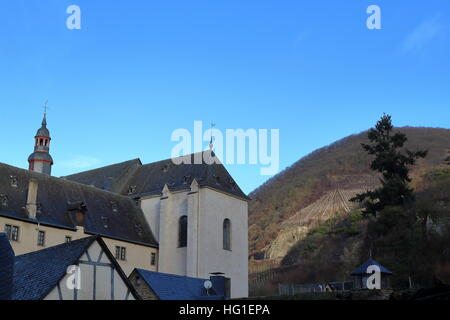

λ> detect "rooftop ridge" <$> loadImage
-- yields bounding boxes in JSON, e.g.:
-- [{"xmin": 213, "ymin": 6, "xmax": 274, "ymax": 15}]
[
  {"xmin": 136, "ymin": 268, "xmax": 209, "ymax": 281},
  {"xmin": 63, "ymin": 158, "xmax": 142, "ymax": 178},
  {"xmin": 0, "ymin": 162, "xmax": 158, "ymax": 248},
  {"xmin": 0, "ymin": 162, "xmax": 141, "ymax": 201}
]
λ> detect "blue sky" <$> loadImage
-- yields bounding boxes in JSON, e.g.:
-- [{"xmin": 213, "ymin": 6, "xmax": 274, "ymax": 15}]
[{"xmin": 1, "ymin": 0, "xmax": 449, "ymax": 194}]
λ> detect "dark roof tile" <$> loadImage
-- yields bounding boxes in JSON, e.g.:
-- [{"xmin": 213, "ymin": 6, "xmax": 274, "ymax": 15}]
[
  {"xmin": 134, "ymin": 268, "xmax": 225, "ymax": 300},
  {"xmin": 12, "ymin": 237, "xmax": 95, "ymax": 300},
  {"xmin": 64, "ymin": 152, "xmax": 249, "ymax": 201},
  {"xmin": 0, "ymin": 233, "xmax": 14, "ymax": 300},
  {"xmin": 0, "ymin": 162, "xmax": 157, "ymax": 248}
]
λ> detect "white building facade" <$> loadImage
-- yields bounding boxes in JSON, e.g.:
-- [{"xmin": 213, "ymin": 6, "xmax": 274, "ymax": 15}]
[{"xmin": 141, "ymin": 179, "xmax": 249, "ymax": 298}]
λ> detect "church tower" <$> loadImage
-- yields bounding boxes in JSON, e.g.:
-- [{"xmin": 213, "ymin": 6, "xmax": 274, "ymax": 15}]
[{"xmin": 28, "ymin": 112, "xmax": 53, "ymax": 175}]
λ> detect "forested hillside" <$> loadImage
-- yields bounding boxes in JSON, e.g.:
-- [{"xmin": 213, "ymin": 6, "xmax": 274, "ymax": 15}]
[{"xmin": 249, "ymin": 127, "xmax": 450, "ymax": 260}]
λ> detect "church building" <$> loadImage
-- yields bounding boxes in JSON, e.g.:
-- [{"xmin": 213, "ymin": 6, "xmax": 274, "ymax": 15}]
[{"xmin": 0, "ymin": 113, "xmax": 249, "ymax": 298}]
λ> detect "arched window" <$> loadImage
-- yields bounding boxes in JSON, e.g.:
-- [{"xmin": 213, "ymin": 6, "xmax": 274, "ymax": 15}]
[
  {"xmin": 223, "ymin": 219, "xmax": 231, "ymax": 250},
  {"xmin": 179, "ymin": 215, "xmax": 187, "ymax": 247}
]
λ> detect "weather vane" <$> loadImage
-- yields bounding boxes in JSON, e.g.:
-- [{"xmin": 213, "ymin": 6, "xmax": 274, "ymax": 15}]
[
  {"xmin": 209, "ymin": 122, "xmax": 216, "ymax": 149},
  {"xmin": 43, "ymin": 100, "xmax": 49, "ymax": 114}
]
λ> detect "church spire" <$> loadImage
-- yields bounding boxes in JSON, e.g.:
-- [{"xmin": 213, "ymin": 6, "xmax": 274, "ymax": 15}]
[
  {"xmin": 41, "ymin": 100, "xmax": 48, "ymax": 126},
  {"xmin": 28, "ymin": 108, "xmax": 54, "ymax": 175},
  {"xmin": 42, "ymin": 112, "xmax": 47, "ymax": 127}
]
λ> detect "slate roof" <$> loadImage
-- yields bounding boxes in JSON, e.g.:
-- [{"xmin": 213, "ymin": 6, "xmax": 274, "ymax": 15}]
[
  {"xmin": 64, "ymin": 151, "xmax": 250, "ymax": 201},
  {"xmin": 64, "ymin": 159, "xmax": 142, "ymax": 193},
  {"xmin": 27, "ymin": 151, "xmax": 53, "ymax": 163},
  {"xmin": 12, "ymin": 236, "xmax": 141, "ymax": 300},
  {"xmin": 0, "ymin": 233, "xmax": 14, "ymax": 300},
  {"xmin": 351, "ymin": 259, "xmax": 393, "ymax": 275},
  {"xmin": 12, "ymin": 237, "xmax": 95, "ymax": 300},
  {"xmin": 0, "ymin": 162, "xmax": 157, "ymax": 248},
  {"xmin": 36, "ymin": 113, "xmax": 50, "ymax": 137},
  {"xmin": 134, "ymin": 268, "xmax": 225, "ymax": 300}
]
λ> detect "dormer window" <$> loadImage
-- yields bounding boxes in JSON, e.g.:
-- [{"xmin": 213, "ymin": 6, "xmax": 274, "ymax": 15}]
[
  {"xmin": 183, "ymin": 175, "xmax": 191, "ymax": 184},
  {"xmin": 67, "ymin": 201, "xmax": 87, "ymax": 227},
  {"xmin": 162, "ymin": 164, "xmax": 169, "ymax": 172},
  {"xmin": 110, "ymin": 200, "xmax": 118, "ymax": 213},
  {"xmin": 135, "ymin": 223, "xmax": 143, "ymax": 236},
  {"xmin": 101, "ymin": 216, "xmax": 109, "ymax": 229},
  {"xmin": 0, "ymin": 194, "xmax": 8, "ymax": 207},
  {"xmin": 128, "ymin": 185, "xmax": 137, "ymax": 195},
  {"xmin": 9, "ymin": 176, "xmax": 18, "ymax": 188}
]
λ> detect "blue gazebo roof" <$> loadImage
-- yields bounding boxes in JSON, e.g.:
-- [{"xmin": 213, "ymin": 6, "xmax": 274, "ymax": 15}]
[{"xmin": 351, "ymin": 258, "xmax": 393, "ymax": 275}]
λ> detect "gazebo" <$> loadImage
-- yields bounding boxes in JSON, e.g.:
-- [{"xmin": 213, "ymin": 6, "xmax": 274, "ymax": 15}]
[{"xmin": 351, "ymin": 258, "xmax": 393, "ymax": 289}]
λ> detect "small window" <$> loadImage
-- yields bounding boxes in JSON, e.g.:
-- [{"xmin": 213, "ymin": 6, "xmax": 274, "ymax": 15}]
[
  {"xmin": 4, "ymin": 225, "xmax": 19, "ymax": 242},
  {"xmin": 12, "ymin": 226, "xmax": 19, "ymax": 242},
  {"xmin": 178, "ymin": 216, "xmax": 188, "ymax": 247},
  {"xmin": 110, "ymin": 201, "xmax": 118, "ymax": 213},
  {"xmin": 0, "ymin": 194, "xmax": 8, "ymax": 207},
  {"xmin": 39, "ymin": 139, "xmax": 43, "ymax": 146},
  {"xmin": 128, "ymin": 185, "xmax": 136, "ymax": 195},
  {"xmin": 4, "ymin": 224, "xmax": 12, "ymax": 240},
  {"xmin": 150, "ymin": 252, "xmax": 156, "ymax": 266},
  {"xmin": 223, "ymin": 219, "xmax": 231, "ymax": 251},
  {"xmin": 9, "ymin": 176, "xmax": 18, "ymax": 188},
  {"xmin": 115, "ymin": 246, "xmax": 127, "ymax": 261},
  {"xmin": 65, "ymin": 236, "xmax": 72, "ymax": 243},
  {"xmin": 135, "ymin": 276, "xmax": 142, "ymax": 286},
  {"xmin": 37, "ymin": 230, "xmax": 45, "ymax": 246}
]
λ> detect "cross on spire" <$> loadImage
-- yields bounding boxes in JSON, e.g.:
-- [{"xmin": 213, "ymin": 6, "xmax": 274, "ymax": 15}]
[
  {"xmin": 43, "ymin": 100, "xmax": 49, "ymax": 114},
  {"xmin": 41, "ymin": 100, "xmax": 49, "ymax": 126}
]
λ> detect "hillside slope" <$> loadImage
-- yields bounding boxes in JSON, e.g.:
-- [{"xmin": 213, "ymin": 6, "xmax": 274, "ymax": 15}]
[{"xmin": 249, "ymin": 127, "xmax": 450, "ymax": 260}]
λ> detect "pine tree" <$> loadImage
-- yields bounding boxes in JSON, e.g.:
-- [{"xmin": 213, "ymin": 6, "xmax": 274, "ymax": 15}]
[{"xmin": 350, "ymin": 114, "xmax": 427, "ymax": 216}]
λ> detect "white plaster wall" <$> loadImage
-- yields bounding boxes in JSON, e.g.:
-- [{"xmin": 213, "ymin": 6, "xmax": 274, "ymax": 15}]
[
  {"xmin": 0, "ymin": 216, "xmax": 158, "ymax": 277},
  {"xmin": 197, "ymin": 188, "xmax": 249, "ymax": 298},
  {"xmin": 144, "ymin": 190, "xmax": 188, "ymax": 276},
  {"xmin": 44, "ymin": 241, "xmax": 135, "ymax": 300},
  {"xmin": 140, "ymin": 196, "xmax": 161, "ymax": 241},
  {"xmin": 101, "ymin": 237, "xmax": 158, "ymax": 275},
  {"xmin": 139, "ymin": 186, "xmax": 249, "ymax": 298}
]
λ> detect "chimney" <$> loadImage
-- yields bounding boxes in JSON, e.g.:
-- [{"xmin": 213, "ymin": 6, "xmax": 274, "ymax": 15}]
[
  {"xmin": 67, "ymin": 201, "xmax": 87, "ymax": 227},
  {"xmin": 26, "ymin": 178, "xmax": 39, "ymax": 219},
  {"xmin": 209, "ymin": 273, "xmax": 229, "ymax": 298},
  {"xmin": 0, "ymin": 233, "xmax": 15, "ymax": 300}
]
